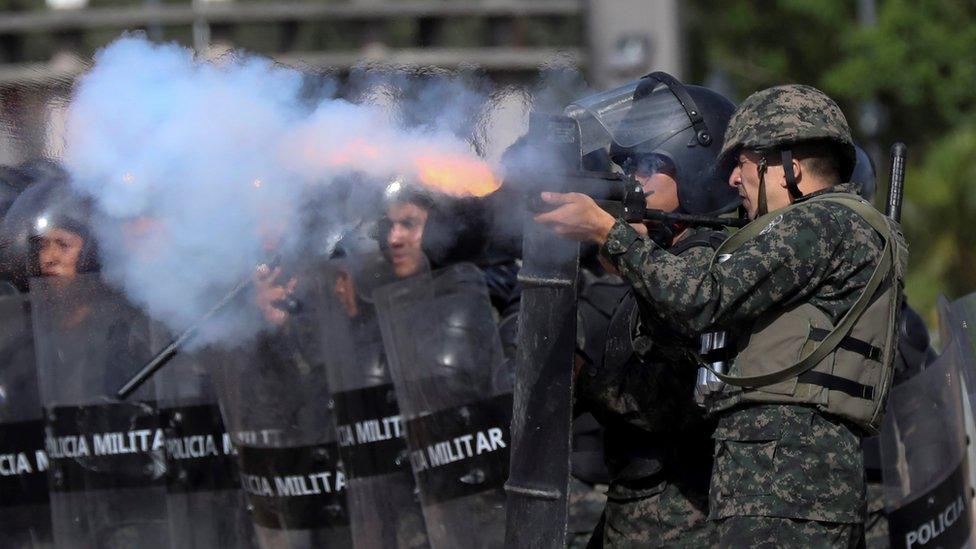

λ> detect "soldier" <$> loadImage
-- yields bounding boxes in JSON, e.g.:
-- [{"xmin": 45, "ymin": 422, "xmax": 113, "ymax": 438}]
[
  {"xmin": 535, "ymin": 84, "xmax": 906, "ymax": 546},
  {"xmin": 565, "ymin": 73, "xmax": 739, "ymax": 547}
]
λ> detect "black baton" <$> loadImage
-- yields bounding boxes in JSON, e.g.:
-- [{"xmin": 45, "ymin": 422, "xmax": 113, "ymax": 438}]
[{"xmin": 886, "ymin": 143, "xmax": 907, "ymax": 223}]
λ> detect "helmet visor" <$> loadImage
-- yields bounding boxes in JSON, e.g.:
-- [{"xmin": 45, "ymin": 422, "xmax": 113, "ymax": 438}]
[
  {"xmin": 567, "ymin": 77, "xmax": 692, "ymax": 155},
  {"xmin": 612, "ymin": 152, "xmax": 677, "ymax": 179}
]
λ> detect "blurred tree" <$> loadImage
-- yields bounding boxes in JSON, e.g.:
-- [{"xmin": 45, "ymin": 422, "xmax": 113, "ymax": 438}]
[{"xmin": 686, "ymin": 0, "xmax": 976, "ymax": 324}]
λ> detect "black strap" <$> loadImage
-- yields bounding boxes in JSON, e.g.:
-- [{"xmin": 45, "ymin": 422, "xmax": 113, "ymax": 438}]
[
  {"xmin": 797, "ymin": 370, "xmax": 875, "ymax": 400},
  {"xmin": 781, "ymin": 148, "xmax": 803, "ymax": 200},
  {"xmin": 644, "ymin": 71, "xmax": 712, "ymax": 146},
  {"xmin": 808, "ymin": 327, "xmax": 882, "ymax": 361}
]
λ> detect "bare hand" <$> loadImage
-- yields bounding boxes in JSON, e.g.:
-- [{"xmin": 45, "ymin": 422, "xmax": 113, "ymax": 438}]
[
  {"xmin": 532, "ymin": 192, "xmax": 617, "ymax": 245},
  {"xmin": 254, "ymin": 264, "xmax": 298, "ymax": 327}
]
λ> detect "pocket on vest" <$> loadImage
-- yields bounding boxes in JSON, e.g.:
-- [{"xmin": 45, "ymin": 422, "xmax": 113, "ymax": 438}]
[{"xmin": 733, "ymin": 306, "xmax": 823, "ymax": 396}]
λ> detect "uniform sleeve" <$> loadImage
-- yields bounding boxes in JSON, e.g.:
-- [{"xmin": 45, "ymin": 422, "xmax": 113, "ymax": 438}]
[
  {"xmin": 631, "ymin": 243, "xmax": 715, "ymax": 343},
  {"xmin": 600, "ymin": 203, "xmax": 847, "ymax": 333}
]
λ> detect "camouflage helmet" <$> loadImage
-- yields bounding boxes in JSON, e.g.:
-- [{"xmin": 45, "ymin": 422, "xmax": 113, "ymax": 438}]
[{"xmin": 718, "ymin": 84, "xmax": 856, "ymax": 181}]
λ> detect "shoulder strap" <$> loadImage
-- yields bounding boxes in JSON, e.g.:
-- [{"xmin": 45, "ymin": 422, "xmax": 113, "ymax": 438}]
[{"xmin": 705, "ymin": 193, "xmax": 898, "ymax": 387}]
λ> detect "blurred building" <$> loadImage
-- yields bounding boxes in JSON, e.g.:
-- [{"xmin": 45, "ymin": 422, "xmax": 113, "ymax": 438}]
[{"xmin": 0, "ymin": 0, "xmax": 684, "ymax": 164}]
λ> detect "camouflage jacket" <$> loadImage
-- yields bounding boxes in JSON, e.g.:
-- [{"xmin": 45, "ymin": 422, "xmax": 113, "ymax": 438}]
[
  {"xmin": 577, "ymin": 227, "xmax": 719, "ymax": 435},
  {"xmin": 600, "ymin": 182, "xmax": 882, "ymax": 336},
  {"xmin": 599, "ymin": 183, "xmax": 884, "ymax": 523},
  {"xmin": 576, "ymin": 228, "xmax": 721, "ymax": 491}
]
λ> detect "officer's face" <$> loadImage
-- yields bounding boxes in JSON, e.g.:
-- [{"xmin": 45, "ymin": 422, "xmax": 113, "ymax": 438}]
[
  {"xmin": 332, "ymin": 268, "xmax": 360, "ymax": 318},
  {"xmin": 38, "ymin": 227, "xmax": 84, "ymax": 278},
  {"xmin": 729, "ymin": 150, "xmax": 790, "ymax": 218},
  {"xmin": 636, "ymin": 172, "xmax": 680, "ymax": 213},
  {"xmin": 617, "ymin": 153, "xmax": 679, "ymax": 212},
  {"xmin": 385, "ymin": 202, "xmax": 428, "ymax": 279}
]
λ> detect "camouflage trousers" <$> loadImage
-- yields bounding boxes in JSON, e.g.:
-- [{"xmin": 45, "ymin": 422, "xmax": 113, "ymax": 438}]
[
  {"xmin": 566, "ymin": 478, "xmax": 608, "ymax": 549},
  {"xmin": 599, "ymin": 474, "xmax": 715, "ymax": 548},
  {"xmin": 715, "ymin": 516, "xmax": 865, "ymax": 548},
  {"xmin": 864, "ymin": 481, "xmax": 888, "ymax": 548}
]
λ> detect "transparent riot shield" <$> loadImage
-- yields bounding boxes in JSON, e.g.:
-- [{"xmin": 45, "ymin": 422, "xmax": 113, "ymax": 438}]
[
  {"xmin": 210, "ymin": 268, "xmax": 351, "ymax": 549},
  {"xmin": 374, "ymin": 262, "xmax": 512, "ymax": 549},
  {"xmin": 880, "ymin": 305, "xmax": 974, "ymax": 549},
  {"xmin": 319, "ymin": 257, "xmax": 429, "ymax": 549},
  {"xmin": 949, "ymin": 293, "xmax": 976, "ymax": 387},
  {"xmin": 152, "ymin": 323, "xmax": 257, "ymax": 548},
  {"xmin": 29, "ymin": 274, "xmax": 169, "ymax": 549},
  {"xmin": 0, "ymin": 294, "xmax": 53, "ymax": 548}
]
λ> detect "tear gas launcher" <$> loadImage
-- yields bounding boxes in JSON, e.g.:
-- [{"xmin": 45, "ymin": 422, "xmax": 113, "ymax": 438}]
[{"xmin": 495, "ymin": 114, "xmax": 747, "ymax": 230}]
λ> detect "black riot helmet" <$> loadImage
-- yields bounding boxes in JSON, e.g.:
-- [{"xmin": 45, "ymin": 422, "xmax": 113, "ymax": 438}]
[
  {"xmin": 0, "ymin": 174, "xmax": 99, "ymax": 291},
  {"xmin": 376, "ymin": 177, "xmax": 491, "ymax": 271},
  {"xmin": 566, "ymin": 71, "xmax": 740, "ymax": 216},
  {"xmin": 851, "ymin": 143, "xmax": 877, "ymax": 203}
]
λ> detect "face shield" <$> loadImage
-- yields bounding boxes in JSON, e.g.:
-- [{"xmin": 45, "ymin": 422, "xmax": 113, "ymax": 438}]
[
  {"xmin": 566, "ymin": 76, "xmax": 692, "ymax": 158},
  {"xmin": 0, "ymin": 179, "xmax": 95, "ymax": 287}
]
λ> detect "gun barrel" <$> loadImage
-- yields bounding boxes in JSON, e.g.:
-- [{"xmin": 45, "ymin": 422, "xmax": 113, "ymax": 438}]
[
  {"xmin": 645, "ymin": 210, "xmax": 748, "ymax": 229},
  {"xmin": 886, "ymin": 143, "xmax": 907, "ymax": 223}
]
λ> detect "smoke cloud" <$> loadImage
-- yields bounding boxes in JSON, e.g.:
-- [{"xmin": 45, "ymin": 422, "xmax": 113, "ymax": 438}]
[{"xmin": 61, "ymin": 35, "xmax": 583, "ymax": 346}]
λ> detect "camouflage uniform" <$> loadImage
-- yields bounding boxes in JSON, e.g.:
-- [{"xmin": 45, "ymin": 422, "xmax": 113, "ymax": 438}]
[
  {"xmin": 576, "ymin": 228, "xmax": 722, "ymax": 548},
  {"xmin": 600, "ymin": 179, "xmax": 884, "ymax": 545}
]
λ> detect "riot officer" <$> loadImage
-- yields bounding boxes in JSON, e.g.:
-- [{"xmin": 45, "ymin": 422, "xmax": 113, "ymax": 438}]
[
  {"xmin": 0, "ymin": 165, "xmax": 64, "ymax": 549},
  {"xmin": 537, "ymin": 84, "xmax": 906, "ymax": 546},
  {"xmin": 0, "ymin": 165, "xmax": 98, "ymax": 291},
  {"xmin": 563, "ymin": 72, "xmax": 738, "ymax": 547}
]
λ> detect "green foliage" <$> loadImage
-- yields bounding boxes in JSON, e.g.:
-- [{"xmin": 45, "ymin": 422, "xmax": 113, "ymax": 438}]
[
  {"xmin": 901, "ymin": 126, "xmax": 976, "ymax": 324},
  {"xmin": 824, "ymin": 0, "xmax": 976, "ymax": 147},
  {"xmin": 687, "ymin": 0, "xmax": 976, "ymax": 325}
]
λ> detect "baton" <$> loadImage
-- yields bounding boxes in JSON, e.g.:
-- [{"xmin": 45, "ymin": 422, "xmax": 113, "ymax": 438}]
[
  {"xmin": 115, "ymin": 258, "xmax": 299, "ymax": 400},
  {"xmin": 115, "ymin": 274, "xmax": 255, "ymax": 400},
  {"xmin": 886, "ymin": 143, "xmax": 907, "ymax": 223}
]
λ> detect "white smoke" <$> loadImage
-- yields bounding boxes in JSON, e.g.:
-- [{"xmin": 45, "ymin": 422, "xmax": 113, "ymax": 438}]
[{"xmin": 62, "ymin": 34, "xmax": 532, "ymax": 345}]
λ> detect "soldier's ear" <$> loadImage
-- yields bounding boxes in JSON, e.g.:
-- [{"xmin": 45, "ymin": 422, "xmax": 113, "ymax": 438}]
[{"xmin": 790, "ymin": 156, "xmax": 804, "ymax": 185}]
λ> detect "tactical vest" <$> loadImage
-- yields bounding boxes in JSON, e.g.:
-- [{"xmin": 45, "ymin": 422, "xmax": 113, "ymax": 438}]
[{"xmin": 703, "ymin": 193, "xmax": 908, "ymax": 435}]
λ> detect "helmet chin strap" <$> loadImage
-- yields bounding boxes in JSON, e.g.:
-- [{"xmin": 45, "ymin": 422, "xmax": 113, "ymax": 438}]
[
  {"xmin": 755, "ymin": 149, "xmax": 803, "ymax": 218},
  {"xmin": 756, "ymin": 157, "xmax": 769, "ymax": 217},
  {"xmin": 781, "ymin": 148, "xmax": 803, "ymax": 201}
]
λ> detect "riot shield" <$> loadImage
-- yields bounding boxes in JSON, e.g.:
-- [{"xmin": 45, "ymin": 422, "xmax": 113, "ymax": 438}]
[
  {"xmin": 949, "ymin": 293, "xmax": 976, "ymax": 387},
  {"xmin": 319, "ymin": 257, "xmax": 429, "ymax": 548},
  {"xmin": 210, "ymin": 268, "xmax": 352, "ymax": 549},
  {"xmin": 152, "ymin": 324, "xmax": 257, "ymax": 548},
  {"xmin": 29, "ymin": 274, "xmax": 169, "ymax": 549},
  {"xmin": 374, "ymin": 262, "xmax": 512, "ymax": 549},
  {"xmin": 880, "ymin": 304, "xmax": 974, "ymax": 549},
  {"xmin": 0, "ymin": 294, "xmax": 53, "ymax": 548}
]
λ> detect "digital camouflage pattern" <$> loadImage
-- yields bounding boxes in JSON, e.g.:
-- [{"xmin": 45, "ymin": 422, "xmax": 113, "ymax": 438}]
[
  {"xmin": 710, "ymin": 404, "xmax": 864, "ymax": 523},
  {"xmin": 601, "ymin": 182, "xmax": 882, "ymax": 338},
  {"xmin": 575, "ymin": 228, "xmax": 721, "ymax": 547},
  {"xmin": 566, "ymin": 478, "xmax": 607, "ymax": 549},
  {"xmin": 576, "ymin": 234, "xmax": 716, "ymax": 433},
  {"xmin": 600, "ymin": 182, "xmax": 883, "ymax": 532},
  {"xmin": 604, "ymin": 477, "xmax": 713, "ymax": 548},
  {"xmin": 716, "ymin": 515, "xmax": 864, "ymax": 548},
  {"xmin": 717, "ymin": 84, "xmax": 856, "ymax": 175},
  {"xmin": 864, "ymin": 482, "xmax": 888, "ymax": 548}
]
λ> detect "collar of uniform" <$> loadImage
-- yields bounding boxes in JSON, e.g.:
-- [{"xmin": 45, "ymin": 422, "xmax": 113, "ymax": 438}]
[{"xmin": 794, "ymin": 181, "xmax": 862, "ymax": 203}]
